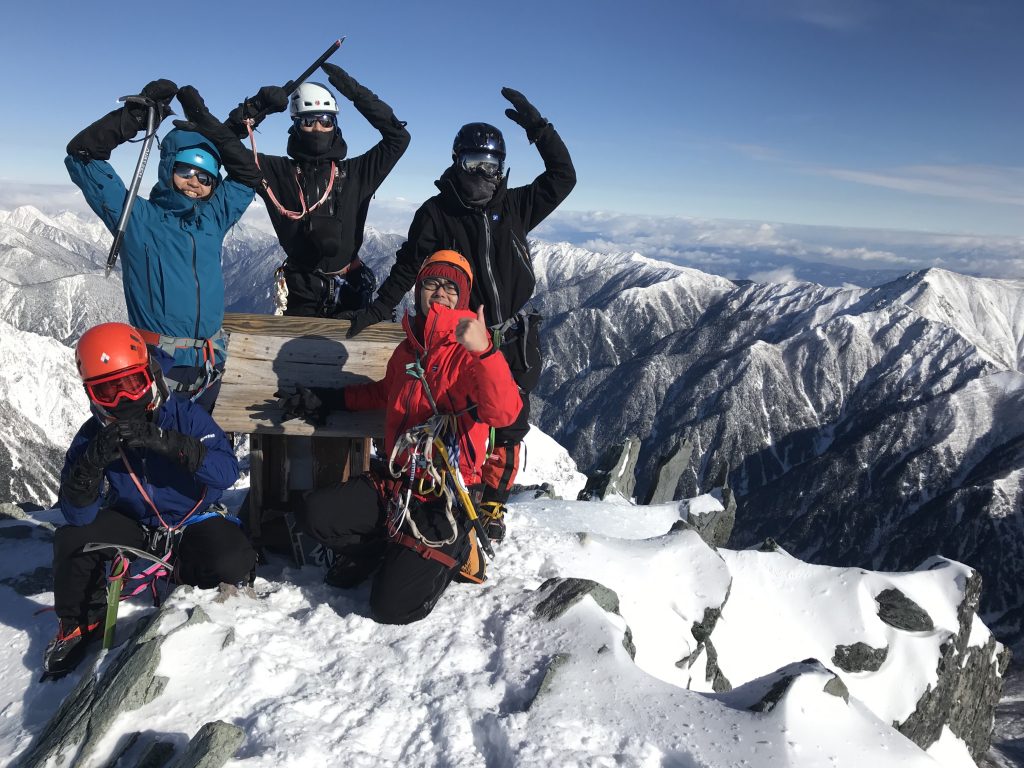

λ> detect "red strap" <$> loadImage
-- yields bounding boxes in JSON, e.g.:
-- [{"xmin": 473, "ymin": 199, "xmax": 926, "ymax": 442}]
[
  {"xmin": 392, "ymin": 532, "xmax": 460, "ymax": 569},
  {"xmin": 119, "ymin": 448, "xmax": 207, "ymax": 531},
  {"xmin": 245, "ymin": 118, "xmax": 336, "ymax": 221}
]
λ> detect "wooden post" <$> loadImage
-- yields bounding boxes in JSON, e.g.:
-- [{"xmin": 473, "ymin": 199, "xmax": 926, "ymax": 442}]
[{"xmin": 249, "ymin": 434, "xmax": 264, "ymax": 543}]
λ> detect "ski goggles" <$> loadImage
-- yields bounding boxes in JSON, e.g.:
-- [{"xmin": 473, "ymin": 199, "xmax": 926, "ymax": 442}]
[
  {"xmin": 459, "ymin": 151, "xmax": 503, "ymax": 179},
  {"xmin": 85, "ymin": 365, "xmax": 154, "ymax": 408},
  {"xmin": 420, "ymin": 277, "xmax": 460, "ymax": 296},
  {"xmin": 296, "ymin": 113, "xmax": 337, "ymax": 129},
  {"xmin": 173, "ymin": 164, "xmax": 217, "ymax": 186}
]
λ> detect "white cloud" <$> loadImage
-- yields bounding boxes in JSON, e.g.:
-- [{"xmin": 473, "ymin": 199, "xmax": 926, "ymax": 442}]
[
  {"xmin": 749, "ymin": 267, "xmax": 800, "ymax": 283},
  {"xmin": 814, "ymin": 163, "xmax": 1024, "ymax": 207}
]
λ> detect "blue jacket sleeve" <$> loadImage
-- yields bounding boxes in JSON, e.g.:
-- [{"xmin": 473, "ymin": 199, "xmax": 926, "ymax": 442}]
[
  {"xmin": 58, "ymin": 422, "xmax": 104, "ymax": 526},
  {"xmin": 185, "ymin": 407, "xmax": 240, "ymax": 490},
  {"xmin": 209, "ymin": 177, "xmax": 255, "ymax": 231},
  {"xmin": 65, "ymin": 155, "xmax": 129, "ymax": 233}
]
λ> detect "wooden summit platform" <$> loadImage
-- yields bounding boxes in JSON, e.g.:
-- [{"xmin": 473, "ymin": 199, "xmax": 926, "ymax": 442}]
[
  {"xmin": 218, "ymin": 312, "xmax": 405, "ymax": 438},
  {"xmin": 217, "ymin": 312, "xmax": 406, "ymax": 561}
]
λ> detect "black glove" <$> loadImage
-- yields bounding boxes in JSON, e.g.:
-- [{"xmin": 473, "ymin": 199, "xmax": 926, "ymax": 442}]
[
  {"xmin": 117, "ymin": 420, "xmax": 207, "ymax": 474},
  {"xmin": 61, "ymin": 423, "xmax": 121, "ymax": 508},
  {"xmin": 274, "ymin": 386, "xmax": 347, "ymax": 426},
  {"xmin": 502, "ymin": 87, "xmax": 550, "ymax": 143},
  {"xmin": 342, "ymin": 299, "xmax": 391, "ymax": 339},
  {"xmin": 173, "ymin": 85, "xmax": 264, "ymax": 190},
  {"xmin": 321, "ymin": 63, "xmax": 369, "ymax": 103},
  {"xmin": 226, "ymin": 85, "xmax": 290, "ymax": 135},
  {"xmin": 125, "ymin": 79, "xmax": 179, "ymax": 129}
]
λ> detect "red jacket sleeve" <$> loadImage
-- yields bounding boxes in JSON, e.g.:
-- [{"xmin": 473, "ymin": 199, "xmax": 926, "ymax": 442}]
[
  {"xmin": 343, "ymin": 347, "xmax": 404, "ymax": 411},
  {"xmin": 466, "ymin": 346, "xmax": 522, "ymax": 428}
]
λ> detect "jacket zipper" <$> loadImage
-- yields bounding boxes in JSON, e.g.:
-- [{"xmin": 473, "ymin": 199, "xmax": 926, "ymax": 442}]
[
  {"xmin": 190, "ymin": 230, "xmax": 201, "ymax": 342},
  {"xmin": 511, "ymin": 232, "xmax": 534, "ymax": 280},
  {"xmin": 480, "ymin": 212, "xmax": 503, "ymax": 324}
]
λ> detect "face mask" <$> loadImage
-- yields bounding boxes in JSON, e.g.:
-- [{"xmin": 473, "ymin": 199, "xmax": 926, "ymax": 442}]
[
  {"xmin": 453, "ymin": 167, "xmax": 499, "ymax": 207},
  {"xmin": 107, "ymin": 389, "xmax": 155, "ymax": 421},
  {"xmin": 296, "ymin": 129, "xmax": 337, "ymax": 157}
]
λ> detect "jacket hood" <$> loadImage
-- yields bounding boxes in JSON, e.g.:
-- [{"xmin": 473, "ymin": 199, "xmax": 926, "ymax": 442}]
[
  {"xmin": 149, "ymin": 129, "xmax": 222, "ymax": 215},
  {"xmin": 402, "ymin": 303, "xmax": 475, "ymax": 355}
]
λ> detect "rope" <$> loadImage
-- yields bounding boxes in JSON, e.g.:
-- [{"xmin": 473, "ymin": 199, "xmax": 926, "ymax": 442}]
[
  {"xmin": 244, "ymin": 119, "xmax": 336, "ymax": 221},
  {"xmin": 386, "ymin": 414, "xmax": 460, "ymax": 548},
  {"xmin": 119, "ymin": 447, "xmax": 207, "ymax": 532}
]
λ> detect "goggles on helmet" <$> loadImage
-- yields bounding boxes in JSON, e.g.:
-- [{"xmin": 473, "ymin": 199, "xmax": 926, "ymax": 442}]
[
  {"xmin": 173, "ymin": 164, "xmax": 217, "ymax": 186},
  {"xmin": 85, "ymin": 365, "xmax": 154, "ymax": 408},
  {"xmin": 459, "ymin": 151, "xmax": 503, "ymax": 179},
  {"xmin": 296, "ymin": 113, "xmax": 337, "ymax": 129}
]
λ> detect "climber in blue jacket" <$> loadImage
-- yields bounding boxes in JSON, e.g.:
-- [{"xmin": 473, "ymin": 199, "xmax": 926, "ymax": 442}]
[{"xmin": 65, "ymin": 80, "xmax": 256, "ymax": 412}]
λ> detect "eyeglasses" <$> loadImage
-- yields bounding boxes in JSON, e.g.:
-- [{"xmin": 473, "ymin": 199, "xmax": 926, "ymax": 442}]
[
  {"xmin": 173, "ymin": 164, "xmax": 216, "ymax": 186},
  {"xmin": 297, "ymin": 113, "xmax": 336, "ymax": 129},
  {"xmin": 421, "ymin": 277, "xmax": 460, "ymax": 296},
  {"xmin": 85, "ymin": 366, "xmax": 154, "ymax": 408},
  {"xmin": 459, "ymin": 151, "xmax": 503, "ymax": 179}
]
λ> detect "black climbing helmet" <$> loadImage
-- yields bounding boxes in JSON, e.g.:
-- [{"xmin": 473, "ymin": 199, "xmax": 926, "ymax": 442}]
[{"xmin": 452, "ymin": 122, "xmax": 506, "ymax": 161}]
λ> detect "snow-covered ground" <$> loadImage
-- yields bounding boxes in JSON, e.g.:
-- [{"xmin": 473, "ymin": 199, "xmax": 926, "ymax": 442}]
[{"xmin": 0, "ymin": 431, "xmax": 997, "ymax": 767}]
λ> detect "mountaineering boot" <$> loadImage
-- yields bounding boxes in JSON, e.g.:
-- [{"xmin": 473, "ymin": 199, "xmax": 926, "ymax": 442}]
[
  {"xmin": 42, "ymin": 618, "xmax": 102, "ymax": 678},
  {"xmin": 479, "ymin": 501, "xmax": 507, "ymax": 544},
  {"xmin": 324, "ymin": 556, "xmax": 377, "ymax": 589}
]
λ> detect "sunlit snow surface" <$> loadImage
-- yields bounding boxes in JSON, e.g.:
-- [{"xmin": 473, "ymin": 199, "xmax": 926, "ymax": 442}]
[{"xmin": 0, "ymin": 431, "xmax": 987, "ymax": 767}]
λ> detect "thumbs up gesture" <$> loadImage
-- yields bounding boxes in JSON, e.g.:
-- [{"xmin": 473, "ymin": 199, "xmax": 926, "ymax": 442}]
[{"xmin": 456, "ymin": 306, "xmax": 492, "ymax": 354}]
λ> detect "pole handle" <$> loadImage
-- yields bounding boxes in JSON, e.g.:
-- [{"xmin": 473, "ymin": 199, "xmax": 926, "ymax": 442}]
[{"xmin": 284, "ymin": 38, "xmax": 345, "ymax": 94}]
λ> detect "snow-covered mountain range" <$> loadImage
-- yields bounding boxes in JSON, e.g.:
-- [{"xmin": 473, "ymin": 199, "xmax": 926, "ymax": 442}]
[
  {"xmin": 524, "ymin": 242, "xmax": 1024, "ymax": 650},
  {"xmin": 0, "ymin": 203, "xmax": 1021, "ymax": 765},
  {"xmin": 4, "ymin": 204, "xmax": 1024, "ymax": 650}
]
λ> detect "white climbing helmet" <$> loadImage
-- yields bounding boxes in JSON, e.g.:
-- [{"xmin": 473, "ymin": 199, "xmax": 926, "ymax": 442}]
[{"xmin": 289, "ymin": 82, "xmax": 339, "ymax": 117}]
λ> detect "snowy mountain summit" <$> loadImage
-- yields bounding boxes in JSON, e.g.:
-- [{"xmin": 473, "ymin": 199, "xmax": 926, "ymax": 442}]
[{"xmin": 4, "ymin": 477, "xmax": 1005, "ymax": 768}]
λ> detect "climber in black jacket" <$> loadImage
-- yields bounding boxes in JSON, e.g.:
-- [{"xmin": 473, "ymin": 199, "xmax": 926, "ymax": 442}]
[
  {"xmin": 344, "ymin": 87, "xmax": 576, "ymax": 542},
  {"xmin": 225, "ymin": 63, "xmax": 410, "ymax": 317}
]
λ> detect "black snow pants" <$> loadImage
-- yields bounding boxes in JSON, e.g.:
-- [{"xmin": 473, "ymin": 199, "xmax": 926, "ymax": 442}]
[
  {"xmin": 301, "ymin": 473, "xmax": 470, "ymax": 624},
  {"xmin": 52, "ymin": 508, "xmax": 257, "ymax": 624}
]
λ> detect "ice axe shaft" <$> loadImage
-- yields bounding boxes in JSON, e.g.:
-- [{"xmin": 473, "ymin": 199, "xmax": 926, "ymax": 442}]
[
  {"xmin": 284, "ymin": 38, "xmax": 345, "ymax": 94},
  {"xmin": 105, "ymin": 97, "xmax": 157, "ymax": 278}
]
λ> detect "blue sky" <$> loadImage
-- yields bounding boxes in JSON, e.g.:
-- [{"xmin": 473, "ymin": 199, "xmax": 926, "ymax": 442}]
[{"xmin": 1, "ymin": 0, "xmax": 1023, "ymax": 239}]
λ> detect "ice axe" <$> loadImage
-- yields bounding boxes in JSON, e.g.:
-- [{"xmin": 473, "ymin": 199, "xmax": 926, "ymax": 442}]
[
  {"xmin": 284, "ymin": 37, "xmax": 345, "ymax": 95},
  {"xmin": 104, "ymin": 96, "xmax": 159, "ymax": 278}
]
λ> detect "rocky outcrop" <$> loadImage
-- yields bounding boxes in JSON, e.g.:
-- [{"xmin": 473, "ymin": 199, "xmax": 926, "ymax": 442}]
[
  {"xmin": 14, "ymin": 593, "xmax": 244, "ymax": 768},
  {"xmin": 641, "ymin": 438, "xmax": 694, "ymax": 504},
  {"xmin": 577, "ymin": 437, "xmax": 641, "ymax": 501}
]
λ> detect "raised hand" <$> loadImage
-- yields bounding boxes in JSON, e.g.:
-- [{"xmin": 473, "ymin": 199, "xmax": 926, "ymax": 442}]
[
  {"xmin": 456, "ymin": 306, "xmax": 491, "ymax": 354},
  {"xmin": 501, "ymin": 87, "xmax": 550, "ymax": 143}
]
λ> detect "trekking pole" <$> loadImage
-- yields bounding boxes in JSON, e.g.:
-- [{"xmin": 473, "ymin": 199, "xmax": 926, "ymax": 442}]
[
  {"xmin": 284, "ymin": 38, "xmax": 345, "ymax": 94},
  {"xmin": 105, "ymin": 97, "xmax": 157, "ymax": 278}
]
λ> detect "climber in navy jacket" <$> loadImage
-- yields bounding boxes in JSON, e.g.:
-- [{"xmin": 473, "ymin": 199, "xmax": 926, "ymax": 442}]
[{"xmin": 45, "ymin": 323, "xmax": 254, "ymax": 678}]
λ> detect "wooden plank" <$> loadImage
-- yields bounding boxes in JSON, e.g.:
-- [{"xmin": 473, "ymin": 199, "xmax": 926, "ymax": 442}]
[
  {"xmin": 349, "ymin": 438, "xmax": 370, "ymax": 477},
  {"xmin": 213, "ymin": 396, "xmax": 386, "ymax": 438},
  {"xmin": 313, "ymin": 437, "xmax": 350, "ymax": 486},
  {"xmin": 223, "ymin": 312, "xmax": 406, "ymax": 344},
  {"xmin": 268, "ymin": 434, "xmax": 290, "ymax": 504},
  {"xmin": 226, "ymin": 333, "xmax": 394, "ymax": 369},
  {"xmin": 220, "ymin": 356, "xmax": 383, "ymax": 389},
  {"xmin": 249, "ymin": 434, "xmax": 264, "ymax": 542}
]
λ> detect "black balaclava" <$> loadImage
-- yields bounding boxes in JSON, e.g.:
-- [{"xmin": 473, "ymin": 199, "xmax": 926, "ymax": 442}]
[
  {"xmin": 287, "ymin": 125, "xmax": 349, "ymax": 162},
  {"xmin": 451, "ymin": 165, "xmax": 499, "ymax": 207}
]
